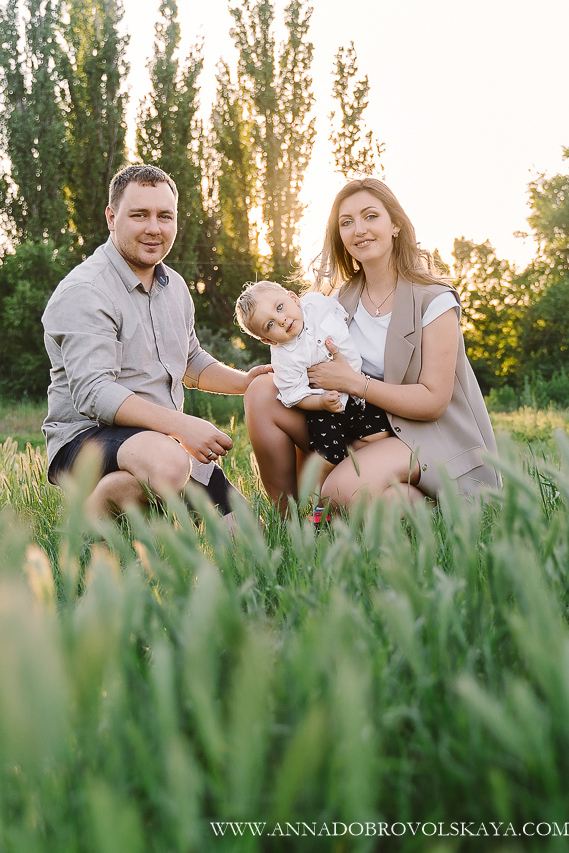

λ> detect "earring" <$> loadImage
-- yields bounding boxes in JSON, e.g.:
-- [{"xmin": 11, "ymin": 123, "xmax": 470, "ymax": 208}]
[{"xmin": 393, "ymin": 229, "xmax": 400, "ymax": 238}]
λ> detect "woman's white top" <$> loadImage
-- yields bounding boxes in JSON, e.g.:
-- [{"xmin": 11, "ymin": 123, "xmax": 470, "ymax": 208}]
[
  {"xmin": 349, "ymin": 291, "xmax": 459, "ymax": 379},
  {"xmin": 271, "ymin": 291, "xmax": 362, "ymax": 407}
]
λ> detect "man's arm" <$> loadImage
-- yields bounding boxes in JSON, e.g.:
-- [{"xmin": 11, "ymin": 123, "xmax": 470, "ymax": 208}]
[
  {"xmin": 191, "ymin": 361, "xmax": 272, "ymax": 395},
  {"xmin": 115, "ymin": 359, "xmax": 272, "ymax": 464},
  {"xmin": 113, "ymin": 394, "xmax": 233, "ymax": 463}
]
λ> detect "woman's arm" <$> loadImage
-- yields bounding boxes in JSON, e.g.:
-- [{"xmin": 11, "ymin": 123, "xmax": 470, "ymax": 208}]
[{"xmin": 307, "ymin": 309, "xmax": 459, "ymax": 422}]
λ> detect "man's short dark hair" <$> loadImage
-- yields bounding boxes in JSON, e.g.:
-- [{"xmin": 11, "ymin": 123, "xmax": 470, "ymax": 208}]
[{"xmin": 108, "ymin": 164, "xmax": 178, "ymax": 209}]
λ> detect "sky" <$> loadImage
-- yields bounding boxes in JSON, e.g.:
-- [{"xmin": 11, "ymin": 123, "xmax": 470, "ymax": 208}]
[{"xmin": 120, "ymin": 0, "xmax": 569, "ymax": 273}]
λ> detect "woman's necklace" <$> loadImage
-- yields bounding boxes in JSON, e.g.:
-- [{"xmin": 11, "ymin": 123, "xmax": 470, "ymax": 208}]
[{"xmin": 364, "ymin": 280, "xmax": 397, "ymax": 316}]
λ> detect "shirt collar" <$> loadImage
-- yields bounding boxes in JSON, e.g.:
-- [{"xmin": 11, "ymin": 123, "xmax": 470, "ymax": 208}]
[
  {"xmin": 103, "ymin": 237, "xmax": 170, "ymax": 292},
  {"xmin": 275, "ymin": 323, "xmax": 306, "ymax": 352},
  {"xmin": 155, "ymin": 262, "xmax": 169, "ymax": 287}
]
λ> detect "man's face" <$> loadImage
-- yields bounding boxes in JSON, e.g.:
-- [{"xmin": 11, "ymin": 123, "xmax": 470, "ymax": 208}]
[{"xmin": 105, "ymin": 181, "xmax": 178, "ymax": 277}]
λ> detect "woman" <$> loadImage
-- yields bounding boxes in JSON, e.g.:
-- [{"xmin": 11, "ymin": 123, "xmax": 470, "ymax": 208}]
[{"xmin": 244, "ymin": 178, "xmax": 501, "ymax": 513}]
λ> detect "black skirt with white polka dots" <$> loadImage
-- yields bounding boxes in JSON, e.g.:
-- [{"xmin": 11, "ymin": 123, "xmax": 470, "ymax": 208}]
[{"xmin": 304, "ymin": 397, "xmax": 392, "ymax": 465}]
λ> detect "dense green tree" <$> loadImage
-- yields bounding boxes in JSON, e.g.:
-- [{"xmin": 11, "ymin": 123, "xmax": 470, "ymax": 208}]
[
  {"xmin": 136, "ymin": 0, "xmax": 203, "ymax": 278},
  {"xmin": 516, "ymin": 150, "xmax": 569, "ymax": 381},
  {"xmin": 526, "ymin": 147, "xmax": 569, "ymax": 272},
  {"xmin": 276, "ymin": 0, "xmax": 316, "ymax": 272},
  {"xmin": 0, "ymin": 0, "xmax": 69, "ymax": 244},
  {"xmin": 330, "ymin": 41, "xmax": 384, "ymax": 179},
  {"xmin": 228, "ymin": 0, "xmax": 316, "ymax": 280},
  {"xmin": 519, "ymin": 263, "xmax": 569, "ymax": 381},
  {"xmin": 193, "ymin": 61, "xmax": 260, "ymax": 333},
  {"xmin": 452, "ymin": 238, "xmax": 529, "ymax": 393},
  {"xmin": 61, "ymin": 0, "xmax": 129, "ymax": 255},
  {"xmin": 0, "ymin": 241, "xmax": 74, "ymax": 398}
]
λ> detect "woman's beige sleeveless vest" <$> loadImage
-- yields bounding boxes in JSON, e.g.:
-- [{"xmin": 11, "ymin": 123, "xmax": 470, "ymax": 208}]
[{"xmin": 338, "ymin": 277, "xmax": 501, "ymax": 498}]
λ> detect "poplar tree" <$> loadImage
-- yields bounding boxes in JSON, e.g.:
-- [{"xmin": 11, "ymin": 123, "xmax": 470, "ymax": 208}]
[
  {"xmin": 228, "ymin": 0, "xmax": 316, "ymax": 280},
  {"xmin": 518, "ymin": 149, "xmax": 569, "ymax": 380},
  {"xmin": 330, "ymin": 41, "xmax": 385, "ymax": 179},
  {"xmin": 61, "ymin": 0, "xmax": 129, "ymax": 255},
  {"xmin": 193, "ymin": 60, "xmax": 260, "ymax": 330},
  {"xmin": 136, "ymin": 0, "xmax": 203, "ymax": 277},
  {"xmin": 0, "ymin": 0, "xmax": 69, "ymax": 244},
  {"xmin": 527, "ymin": 148, "xmax": 569, "ymax": 271}
]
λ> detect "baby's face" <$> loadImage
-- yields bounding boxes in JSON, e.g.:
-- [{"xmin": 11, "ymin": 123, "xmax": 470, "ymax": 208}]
[{"xmin": 250, "ymin": 290, "xmax": 304, "ymax": 345}]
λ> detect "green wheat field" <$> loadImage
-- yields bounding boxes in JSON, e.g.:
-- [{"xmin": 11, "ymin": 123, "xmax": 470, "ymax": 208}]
[{"xmin": 1, "ymin": 398, "xmax": 569, "ymax": 852}]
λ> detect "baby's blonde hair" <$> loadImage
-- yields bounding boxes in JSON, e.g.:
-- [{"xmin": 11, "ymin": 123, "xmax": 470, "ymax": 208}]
[{"xmin": 235, "ymin": 280, "xmax": 289, "ymax": 341}]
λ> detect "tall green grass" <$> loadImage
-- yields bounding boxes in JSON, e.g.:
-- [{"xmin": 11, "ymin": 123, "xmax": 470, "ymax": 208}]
[{"xmin": 0, "ymin": 419, "xmax": 568, "ymax": 851}]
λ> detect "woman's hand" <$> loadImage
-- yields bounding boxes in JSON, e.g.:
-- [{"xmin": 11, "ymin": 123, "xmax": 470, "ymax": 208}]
[{"xmin": 307, "ymin": 339, "xmax": 364, "ymax": 396}]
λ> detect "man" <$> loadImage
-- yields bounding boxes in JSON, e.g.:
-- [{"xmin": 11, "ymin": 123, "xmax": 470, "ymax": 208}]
[{"xmin": 42, "ymin": 164, "xmax": 270, "ymax": 519}]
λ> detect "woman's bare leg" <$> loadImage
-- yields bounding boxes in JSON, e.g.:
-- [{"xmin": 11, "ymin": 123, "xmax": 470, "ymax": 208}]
[
  {"xmin": 321, "ymin": 436, "xmax": 423, "ymax": 510},
  {"xmin": 244, "ymin": 374, "xmax": 309, "ymax": 514},
  {"xmin": 350, "ymin": 431, "xmax": 390, "ymax": 451}
]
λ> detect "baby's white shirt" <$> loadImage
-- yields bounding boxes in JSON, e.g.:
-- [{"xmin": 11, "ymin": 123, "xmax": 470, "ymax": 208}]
[{"xmin": 270, "ymin": 292, "xmax": 362, "ymax": 408}]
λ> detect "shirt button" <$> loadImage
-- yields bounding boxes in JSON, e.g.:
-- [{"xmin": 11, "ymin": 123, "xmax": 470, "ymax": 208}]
[
  {"xmin": 394, "ymin": 426, "xmax": 401, "ymax": 433},
  {"xmin": 422, "ymin": 464, "xmax": 428, "ymax": 471}
]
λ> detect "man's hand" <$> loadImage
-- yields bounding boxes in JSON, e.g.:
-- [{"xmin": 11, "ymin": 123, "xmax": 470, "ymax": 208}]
[
  {"xmin": 321, "ymin": 390, "xmax": 344, "ymax": 413},
  {"xmin": 244, "ymin": 363, "xmax": 273, "ymax": 386},
  {"xmin": 174, "ymin": 415, "xmax": 233, "ymax": 464},
  {"xmin": 195, "ymin": 361, "xmax": 272, "ymax": 395}
]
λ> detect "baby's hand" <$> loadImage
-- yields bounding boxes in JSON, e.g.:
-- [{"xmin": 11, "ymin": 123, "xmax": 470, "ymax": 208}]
[{"xmin": 322, "ymin": 391, "xmax": 344, "ymax": 413}]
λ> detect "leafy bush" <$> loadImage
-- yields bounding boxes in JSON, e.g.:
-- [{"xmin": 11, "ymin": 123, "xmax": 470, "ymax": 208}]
[
  {"xmin": 0, "ymin": 241, "xmax": 75, "ymax": 400},
  {"xmin": 531, "ymin": 370, "xmax": 569, "ymax": 410},
  {"xmin": 486, "ymin": 373, "xmax": 569, "ymax": 413},
  {"xmin": 485, "ymin": 384, "xmax": 519, "ymax": 413}
]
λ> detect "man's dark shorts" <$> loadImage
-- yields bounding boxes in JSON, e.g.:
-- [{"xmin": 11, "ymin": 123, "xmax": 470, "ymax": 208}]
[
  {"xmin": 48, "ymin": 424, "xmax": 243, "ymax": 517},
  {"xmin": 48, "ymin": 425, "xmax": 149, "ymax": 485},
  {"xmin": 305, "ymin": 397, "xmax": 392, "ymax": 466}
]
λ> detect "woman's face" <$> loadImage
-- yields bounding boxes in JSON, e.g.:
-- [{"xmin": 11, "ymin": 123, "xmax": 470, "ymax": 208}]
[{"xmin": 337, "ymin": 190, "xmax": 398, "ymax": 269}]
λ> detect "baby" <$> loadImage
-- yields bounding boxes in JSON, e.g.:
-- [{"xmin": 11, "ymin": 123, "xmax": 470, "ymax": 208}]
[{"xmin": 235, "ymin": 281, "xmax": 391, "ymax": 497}]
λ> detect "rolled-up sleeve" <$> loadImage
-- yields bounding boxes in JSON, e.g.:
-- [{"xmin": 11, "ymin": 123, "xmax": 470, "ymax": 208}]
[
  {"xmin": 182, "ymin": 300, "xmax": 218, "ymax": 387},
  {"xmin": 272, "ymin": 348, "xmax": 323, "ymax": 408},
  {"xmin": 44, "ymin": 283, "xmax": 134, "ymax": 423}
]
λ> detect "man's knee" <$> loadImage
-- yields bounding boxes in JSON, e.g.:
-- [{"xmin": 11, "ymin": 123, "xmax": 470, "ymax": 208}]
[
  {"xmin": 157, "ymin": 451, "xmax": 192, "ymax": 494},
  {"xmin": 146, "ymin": 443, "xmax": 192, "ymax": 495},
  {"xmin": 118, "ymin": 432, "xmax": 192, "ymax": 495}
]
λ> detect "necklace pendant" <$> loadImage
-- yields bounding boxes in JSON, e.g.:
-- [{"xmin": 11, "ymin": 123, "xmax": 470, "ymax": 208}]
[{"xmin": 375, "ymin": 308, "xmax": 380, "ymax": 316}]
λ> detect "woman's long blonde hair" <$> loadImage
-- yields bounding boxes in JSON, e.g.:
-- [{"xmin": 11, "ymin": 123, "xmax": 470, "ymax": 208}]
[{"xmin": 313, "ymin": 178, "xmax": 443, "ymax": 294}]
